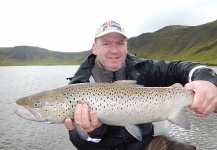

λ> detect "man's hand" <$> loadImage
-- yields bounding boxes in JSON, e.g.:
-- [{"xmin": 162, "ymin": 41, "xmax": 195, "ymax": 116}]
[
  {"xmin": 185, "ymin": 80, "xmax": 217, "ymax": 117},
  {"xmin": 64, "ymin": 103, "xmax": 102, "ymax": 132}
]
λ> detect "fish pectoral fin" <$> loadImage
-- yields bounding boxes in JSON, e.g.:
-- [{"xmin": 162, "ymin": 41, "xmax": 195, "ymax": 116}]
[
  {"xmin": 167, "ymin": 109, "xmax": 190, "ymax": 130},
  {"xmin": 72, "ymin": 122, "xmax": 101, "ymax": 143},
  {"xmin": 125, "ymin": 125, "xmax": 142, "ymax": 141}
]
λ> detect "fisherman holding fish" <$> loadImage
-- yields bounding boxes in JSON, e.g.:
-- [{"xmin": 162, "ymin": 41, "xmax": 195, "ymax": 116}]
[
  {"xmin": 15, "ymin": 21, "xmax": 217, "ymax": 150},
  {"xmin": 62, "ymin": 21, "xmax": 217, "ymax": 150}
]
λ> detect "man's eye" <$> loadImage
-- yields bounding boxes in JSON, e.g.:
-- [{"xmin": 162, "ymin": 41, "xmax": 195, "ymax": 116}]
[
  {"xmin": 104, "ymin": 43, "xmax": 110, "ymax": 46},
  {"xmin": 118, "ymin": 42, "xmax": 124, "ymax": 45}
]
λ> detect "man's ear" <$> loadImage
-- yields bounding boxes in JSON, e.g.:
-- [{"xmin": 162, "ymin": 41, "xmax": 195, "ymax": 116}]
[{"xmin": 92, "ymin": 43, "xmax": 96, "ymax": 55}]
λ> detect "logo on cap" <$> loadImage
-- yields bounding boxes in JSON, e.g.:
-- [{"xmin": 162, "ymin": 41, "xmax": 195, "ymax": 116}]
[{"xmin": 101, "ymin": 21, "xmax": 122, "ymax": 32}]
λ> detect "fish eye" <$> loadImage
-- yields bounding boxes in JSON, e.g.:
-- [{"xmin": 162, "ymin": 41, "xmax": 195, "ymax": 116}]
[{"xmin": 33, "ymin": 101, "xmax": 41, "ymax": 108}]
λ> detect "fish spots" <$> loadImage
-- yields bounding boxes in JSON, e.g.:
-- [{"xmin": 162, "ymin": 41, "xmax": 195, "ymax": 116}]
[
  {"xmin": 33, "ymin": 101, "xmax": 41, "ymax": 108},
  {"xmin": 15, "ymin": 81, "xmax": 194, "ymax": 125}
]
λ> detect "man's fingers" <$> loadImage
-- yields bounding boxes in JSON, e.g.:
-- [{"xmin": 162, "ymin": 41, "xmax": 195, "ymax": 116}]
[
  {"xmin": 90, "ymin": 111, "xmax": 102, "ymax": 128},
  {"xmin": 189, "ymin": 90, "xmax": 205, "ymax": 110},
  {"xmin": 74, "ymin": 104, "xmax": 82, "ymax": 125},
  {"xmin": 72, "ymin": 103, "xmax": 102, "ymax": 132},
  {"xmin": 81, "ymin": 103, "xmax": 91, "ymax": 131},
  {"xmin": 185, "ymin": 81, "xmax": 217, "ymax": 117},
  {"xmin": 194, "ymin": 104, "xmax": 213, "ymax": 116},
  {"xmin": 184, "ymin": 82, "xmax": 193, "ymax": 90},
  {"xmin": 184, "ymin": 83, "xmax": 197, "ymax": 109},
  {"xmin": 185, "ymin": 81, "xmax": 206, "ymax": 110},
  {"xmin": 64, "ymin": 118, "xmax": 75, "ymax": 130}
]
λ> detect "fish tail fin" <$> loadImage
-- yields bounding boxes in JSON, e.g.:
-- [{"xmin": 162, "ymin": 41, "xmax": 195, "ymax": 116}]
[
  {"xmin": 125, "ymin": 125, "xmax": 142, "ymax": 141},
  {"xmin": 167, "ymin": 108, "xmax": 190, "ymax": 130}
]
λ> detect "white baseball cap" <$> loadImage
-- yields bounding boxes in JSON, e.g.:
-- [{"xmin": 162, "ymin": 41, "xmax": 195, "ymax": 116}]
[{"xmin": 95, "ymin": 21, "xmax": 127, "ymax": 39}]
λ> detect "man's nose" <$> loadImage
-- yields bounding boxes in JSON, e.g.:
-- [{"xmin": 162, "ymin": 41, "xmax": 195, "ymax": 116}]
[{"xmin": 109, "ymin": 43, "xmax": 119, "ymax": 53}]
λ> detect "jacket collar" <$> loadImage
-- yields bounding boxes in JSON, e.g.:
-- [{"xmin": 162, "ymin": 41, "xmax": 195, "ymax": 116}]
[{"xmin": 68, "ymin": 53, "xmax": 145, "ymax": 84}]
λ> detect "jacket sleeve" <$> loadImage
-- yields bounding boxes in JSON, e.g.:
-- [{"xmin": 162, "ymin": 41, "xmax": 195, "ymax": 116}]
[
  {"xmin": 190, "ymin": 66, "xmax": 217, "ymax": 86},
  {"xmin": 137, "ymin": 60, "xmax": 217, "ymax": 87}
]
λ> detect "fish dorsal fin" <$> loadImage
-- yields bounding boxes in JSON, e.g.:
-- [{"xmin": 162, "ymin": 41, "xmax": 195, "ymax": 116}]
[
  {"xmin": 114, "ymin": 80, "xmax": 137, "ymax": 84},
  {"xmin": 170, "ymin": 83, "xmax": 183, "ymax": 88},
  {"xmin": 113, "ymin": 80, "xmax": 143, "ymax": 87}
]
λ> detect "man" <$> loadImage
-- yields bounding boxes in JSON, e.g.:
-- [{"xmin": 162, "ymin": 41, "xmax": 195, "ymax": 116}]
[{"xmin": 64, "ymin": 21, "xmax": 217, "ymax": 149}]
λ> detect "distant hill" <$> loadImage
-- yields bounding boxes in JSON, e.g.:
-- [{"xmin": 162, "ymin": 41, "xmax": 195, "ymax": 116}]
[
  {"xmin": 127, "ymin": 20, "xmax": 217, "ymax": 65},
  {"xmin": 0, "ymin": 46, "xmax": 91, "ymax": 65},
  {"xmin": 0, "ymin": 20, "xmax": 217, "ymax": 66}
]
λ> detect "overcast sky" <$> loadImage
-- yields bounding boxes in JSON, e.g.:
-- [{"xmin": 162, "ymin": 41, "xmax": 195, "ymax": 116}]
[{"xmin": 0, "ymin": 0, "xmax": 216, "ymax": 52}]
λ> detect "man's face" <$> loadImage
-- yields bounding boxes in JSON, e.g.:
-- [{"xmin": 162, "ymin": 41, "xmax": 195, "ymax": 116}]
[{"xmin": 92, "ymin": 32, "xmax": 127, "ymax": 71}]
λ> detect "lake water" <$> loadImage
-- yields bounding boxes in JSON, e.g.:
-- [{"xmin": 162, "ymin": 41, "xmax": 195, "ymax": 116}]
[{"xmin": 0, "ymin": 66, "xmax": 217, "ymax": 150}]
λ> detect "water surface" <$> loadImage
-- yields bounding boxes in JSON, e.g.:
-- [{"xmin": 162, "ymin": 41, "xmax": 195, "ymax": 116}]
[{"xmin": 0, "ymin": 66, "xmax": 217, "ymax": 150}]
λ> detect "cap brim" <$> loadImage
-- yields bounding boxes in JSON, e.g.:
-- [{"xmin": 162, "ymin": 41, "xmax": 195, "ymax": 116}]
[{"xmin": 95, "ymin": 29, "xmax": 127, "ymax": 38}]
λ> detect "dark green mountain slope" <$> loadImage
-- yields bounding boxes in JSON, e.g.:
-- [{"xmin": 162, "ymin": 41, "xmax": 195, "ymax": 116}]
[
  {"xmin": 0, "ymin": 46, "xmax": 91, "ymax": 65},
  {"xmin": 127, "ymin": 20, "xmax": 217, "ymax": 65},
  {"xmin": 0, "ymin": 20, "xmax": 216, "ymax": 66}
]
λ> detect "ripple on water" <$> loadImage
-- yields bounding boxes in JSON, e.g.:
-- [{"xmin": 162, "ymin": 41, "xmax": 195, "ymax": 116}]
[{"xmin": 168, "ymin": 109, "xmax": 217, "ymax": 149}]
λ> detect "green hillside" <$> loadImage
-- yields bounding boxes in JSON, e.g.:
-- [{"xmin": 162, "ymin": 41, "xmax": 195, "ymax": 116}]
[
  {"xmin": 0, "ymin": 20, "xmax": 217, "ymax": 66},
  {"xmin": 0, "ymin": 46, "xmax": 91, "ymax": 66},
  {"xmin": 127, "ymin": 20, "xmax": 217, "ymax": 65}
]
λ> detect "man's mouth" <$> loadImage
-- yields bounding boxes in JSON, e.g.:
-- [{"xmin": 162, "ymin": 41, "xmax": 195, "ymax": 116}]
[{"xmin": 108, "ymin": 57, "xmax": 120, "ymax": 60}]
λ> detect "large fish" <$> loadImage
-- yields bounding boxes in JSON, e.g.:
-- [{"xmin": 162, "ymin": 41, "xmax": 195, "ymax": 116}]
[{"xmin": 15, "ymin": 80, "xmax": 193, "ymax": 142}]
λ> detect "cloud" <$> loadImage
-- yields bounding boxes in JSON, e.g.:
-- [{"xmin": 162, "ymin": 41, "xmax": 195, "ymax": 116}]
[{"xmin": 0, "ymin": 0, "xmax": 216, "ymax": 52}]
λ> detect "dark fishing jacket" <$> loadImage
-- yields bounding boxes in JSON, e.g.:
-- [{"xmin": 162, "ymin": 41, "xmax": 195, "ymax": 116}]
[{"xmin": 68, "ymin": 53, "xmax": 217, "ymax": 150}]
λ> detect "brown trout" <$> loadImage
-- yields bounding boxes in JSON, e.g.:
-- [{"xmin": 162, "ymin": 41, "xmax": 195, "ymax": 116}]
[{"xmin": 15, "ymin": 80, "xmax": 193, "ymax": 142}]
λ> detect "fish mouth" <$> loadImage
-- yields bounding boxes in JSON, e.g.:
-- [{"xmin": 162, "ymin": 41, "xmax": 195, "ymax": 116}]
[{"xmin": 15, "ymin": 106, "xmax": 46, "ymax": 122}]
